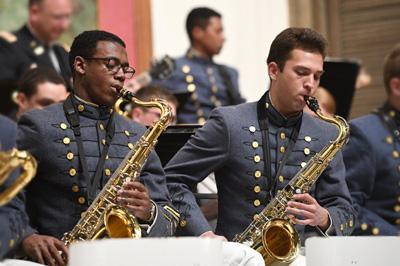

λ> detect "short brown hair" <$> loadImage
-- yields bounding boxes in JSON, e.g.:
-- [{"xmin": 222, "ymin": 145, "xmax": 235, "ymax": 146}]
[
  {"xmin": 383, "ymin": 43, "xmax": 400, "ymax": 94},
  {"xmin": 267, "ymin": 27, "xmax": 327, "ymax": 71},
  {"xmin": 134, "ymin": 85, "xmax": 178, "ymax": 108}
]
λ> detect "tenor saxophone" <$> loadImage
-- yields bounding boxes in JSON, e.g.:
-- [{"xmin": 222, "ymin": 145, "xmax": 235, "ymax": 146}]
[
  {"xmin": 62, "ymin": 88, "xmax": 173, "ymax": 246},
  {"xmin": 0, "ymin": 148, "xmax": 37, "ymax": 206},
  {"xmin": 233, "ymin": 96, "xmax": 349, "ymax": 264}
]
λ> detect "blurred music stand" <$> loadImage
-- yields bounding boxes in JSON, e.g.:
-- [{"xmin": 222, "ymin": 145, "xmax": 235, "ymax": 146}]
[
  {"xmin": 320, "ymin": 58, "xmax": 360, "ymax": 119},
  {"xmin": 155, "ymin": 124, "xmax": 201, "ymax": 166}
]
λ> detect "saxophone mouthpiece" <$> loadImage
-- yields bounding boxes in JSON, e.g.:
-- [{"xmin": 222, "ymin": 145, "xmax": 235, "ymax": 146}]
[
  {"xmin": 304, "ymin": 96, "xmax": 320, "ymax": 112},
  {"xmin": 119, "ymin": 88, "xmax": 135, "ymax": 101}
]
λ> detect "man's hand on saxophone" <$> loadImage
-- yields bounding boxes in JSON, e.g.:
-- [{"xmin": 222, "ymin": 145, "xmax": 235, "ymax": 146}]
[
  {"xmin": 286, "ymin": 193, "xmax": 330, "ymax": 231},
  {"xmin": 22, "ymin": 233, "xmax": 68, "ymax": 266},
  {"xmin": 117, "ymin": 181, "xmax": 153, "ymax": 222}
]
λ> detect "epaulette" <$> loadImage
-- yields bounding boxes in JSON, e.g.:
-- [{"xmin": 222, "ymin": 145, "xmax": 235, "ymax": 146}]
[
  {"xmin": 61, "ymin": 43, "xmax": 70, "ymax": 52},
  {"xmin": 0, "ymin": 31, "xmax": 17, "ymax": 43}
]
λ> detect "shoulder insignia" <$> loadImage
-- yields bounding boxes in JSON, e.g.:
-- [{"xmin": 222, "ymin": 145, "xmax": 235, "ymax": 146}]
[
  {"xmin": 0, "ymin": 31, "xmax": 17, "ymax": 43},
  {"xmin": 61, "ymin": 43, "xmax": 70, "ymax": 52}
]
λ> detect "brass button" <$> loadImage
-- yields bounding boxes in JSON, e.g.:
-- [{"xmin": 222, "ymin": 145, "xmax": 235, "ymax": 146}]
[
  {"xmin": 265, "ymin": 102, "xmax": 269, "ymax": 109},
  {"xmin": 254, "ymin": 170, "xmax": 262, "ymax": 178},
  {"xmin": 304, "ymin": 148, "xmax": 310, "ymax": 155},
  {"xmin": 386, "ymin": 136, "xmax": 393, "ymax": 144},
  {"xmin": 394, "ymin": 205, "xmax": 400, "ymax": 212},
  {"xmin": 372, "ymin": 227, "xmax": 380, "ymax": 235},
  {"xmin": 395, "ymin": 218, "xmax": 400, "ymax": 225},
  {"xmin": 196, "ymin": 109, "xmax": 204, "ymax": 117},
  {"xmin": 99, "ymin": 123, "xmax": 105, "ymax": 130},
  {"xmin": 179, "ymin": 219, "xmax": 187, "ymax": 227},
  {"xmin": 60, "ymin": 123, "xmax": 67, "ymax": 130},
  {"xmin": 72, "ymin": 185, "xmax": 79, "ymax": 193},
  {"xmin": 63, "ymin": 137, "xmax": 70, "ymax": 145},
  {"xmin": 340, "ymin": 224, "xmax": 344, "ymax": 231},
  {"xmin": 301, "ymin": 162, "xmax": 307, "ymax": 168},
  {"xmin": 198, "ymin": 117, "xmax": 206, "ymax": 125},
  {"xmin": 102, "ymin": 139, "xmax": 106, "ymax": 145},
  {"xmin": 81, "ymin": 211, "xmax": 86, "ymax": 218},
  {"xmin": 305, "ymin": 136, "xmax": 312, "ymax": 142},
  {"xmin": 277, "ymin": 189, "xmax": 281, "ymax": 194},
  {"xmin": 182, "ymin": 65, "xmax": 190, "ymax": 73},
  {"xmin": 78, "ymin": 104, "xmax": 85, "ymax": 112},
  {"xmin": 254, "ymin": 186, "xmax": 261, "ymax": 193},
  {"xmin": 210, "ymin": 95, "xmax": 217, "ymax": 103},
  {"xmin": 78, "ymin": 197, "xmax": 86, "ymax": 205},
  {"xmin": 105, "ymin": 155, "xmax": 109, "ymax": 160},
  {"xmin": 389, "ymin": 110, "xmax": 396, "ymax": 117},
  {"xmin": 393, "ymin": 150, "xmax": 399, "ymax": 158},
  {"xmin": 252, "ymin": 141, "xmax": 259, "ymax": 149},
  {"xmin": 105, "ymin": 168, "xmax": 111, "ymax": 176},
  {"xmin": 124, "ymin": 130, "xmax": 130, "ymax": 136},
  {"xmin": 211, "ymin": 85, "xmax": 218, "ymax": 93},
  {"xmin": 66, "ymin": 152, "xmax": 74, "ymax": 160},
  {"xmin": 280, "ymin": 132, "xmax": 286, "ymax": 140},
  {"xmin": 9, "ymin": 239, "xmax": 15, "ymax": 248},
  {"xmin": 69, "ymin": 168, "xmax": 76, "ymax": 177},
  {"xmin": 279, "ymin": 175, "xmax": 284, "ymax": 183},
  {"xmin": 280, "ymin": 146, "xmax": 286, "ymax": 153},
  {"xmin": 253, "ymin": 199, "xmax": 260, "ymax": 207},
  {"xmin": 253, "ymin": 214, "xmax": 259, "ymax": 220},
  {"xmin": 249, "ymin": 126, "xmax": 256, "ymax": 133},
  {"xmin": 128, "ymin": 143, "xmax": 134, "ymax": 150},
  {"xmin": 254, "ymin": 155, "xmax": 261, "ymax": 163},
  {"xmin": 207, "ymin": 67, "xmax": 213, "ymax": 74},
  {"xmin": 187, "ymin": 84, "xmax": 196, "ymax": 92},
  {"xmin": 186, "ymin": 75, "xmax": 194, "ymax": 83},
  {"xmin": 348, "ymin": 220, "xmax": 353, "ymax": 227},
  {"xmin": 361, "ymin": 223, "xmax": 368, "ymax": 230}
]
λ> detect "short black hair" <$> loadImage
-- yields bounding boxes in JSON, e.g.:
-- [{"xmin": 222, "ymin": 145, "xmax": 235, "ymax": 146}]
[
  {"xmin": 267, "ymin": 27, "xmax": 327, "ymax": 71},
  {"xmin": 383, "ymin": 43, "xmax": 400, "ymax": 94},
  {"xmin": 186, "ymin": 7, "xmax": 221, "ymax": 42},
  {"xmin": 69, "ymin": 30, "xmax": 126, "ymax": 72},
  {"xmin": 18, "ymin": 67, "xmax": 66, "ymax": 98}
]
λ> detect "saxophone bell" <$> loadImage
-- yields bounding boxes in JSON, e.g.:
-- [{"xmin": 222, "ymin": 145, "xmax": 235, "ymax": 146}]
[{"xmin": 0, "ymin": 149, "xmax": 37, "ymax": 206}]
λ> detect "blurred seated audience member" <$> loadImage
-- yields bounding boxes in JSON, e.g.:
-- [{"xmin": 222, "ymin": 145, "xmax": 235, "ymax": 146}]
[
  {"xmin": 15, "ymin": 68, "xmax": 69, "ymax": 120},
  {"xmin": 130, "ymin": 85, "xmax": 178, "ymax": 126},
  {"xmin": 0, "ymin": 0, "xmax": 74, "ymax": 116},
  {"xmin": 303, "ymin": 86, "xmax": 336, "ymax": 117},
  {"xmin": 343, "ymin": 44, "xmax": 400, "ymax": 236}
]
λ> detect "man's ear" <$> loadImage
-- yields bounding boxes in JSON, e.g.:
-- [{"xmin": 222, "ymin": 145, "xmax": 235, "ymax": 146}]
[
  {"xmin": 192, "ymin": 26, "xmax": 204, "ymax": 42},
  {"xmin": 16, "ymin": 92, "xmax": 28, "ymax": 108},
  {"xmin": 390, "ymin": 77, "xmax": 400, "ymax": 96},
  {"xmin": 130, "ymin": 107, "xmax": 144, "ymax": 122},
  {"xmin": 73, "ymin": 56, "xmax": 86, "ymax": 75},
  {"xmin": 268, "ymin": 62, "xmax": 280, "ymax": 81}
]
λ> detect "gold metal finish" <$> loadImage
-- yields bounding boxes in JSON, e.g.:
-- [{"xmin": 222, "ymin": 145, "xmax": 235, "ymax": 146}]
[
  {"xmin": 0, "ymin": 149, "xmax": 37, "ymax": 206},
  {"xmin": 233, "ymin": 96, "xmax": 349, "ymax": 265},
  {"xmin": 62, "ymin": 88, "xmax": 175, "ymax": 246}
]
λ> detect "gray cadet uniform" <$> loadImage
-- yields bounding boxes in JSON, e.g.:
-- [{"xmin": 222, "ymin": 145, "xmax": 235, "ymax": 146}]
[
  {"xmin": 151, "ymin": 50, "xmax": 245, "ymax": 124},
  {"xmin": 17, "ymin": 95, "xmax": 179, "ymax": 239},
  {"xmin": 165, "ymin": 93, "xmax": 355, "ymax": 242},
  {"xmin": 343, "ymin": 103, "xmax": 400, "ymax": 235}
]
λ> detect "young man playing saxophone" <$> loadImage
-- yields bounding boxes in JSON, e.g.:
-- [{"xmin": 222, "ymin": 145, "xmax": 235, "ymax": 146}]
[
  {"xmin": 17, "ymin": 30, "xmax": 179, "ymax": 266},
  {"xmin": 165, "ymin": 27, "xmax": 356, "ymax": 265}
]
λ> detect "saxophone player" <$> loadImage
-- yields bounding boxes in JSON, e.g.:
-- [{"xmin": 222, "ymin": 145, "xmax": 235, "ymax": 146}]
[
  {"xmin": 17, "ymin": 30, "xmax": 179, "ymax": 266},
  {"xmin": 165, "ymin": 27, "xmax": 356, "ymax": 264}
]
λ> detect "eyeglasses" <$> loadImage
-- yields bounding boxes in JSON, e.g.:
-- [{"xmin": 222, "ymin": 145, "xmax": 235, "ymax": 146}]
[{"xmin": 83, "ymin": 57, "xmax": 136, "ymax": 79}]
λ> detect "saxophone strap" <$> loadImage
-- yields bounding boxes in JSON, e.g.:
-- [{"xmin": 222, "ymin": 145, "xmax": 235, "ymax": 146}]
[
  {"xmin": 257, "ymin": 91, "xmax": 301, "ymax": 200},
  {"xmin": 63, "ymin": 95, "xmax": 115, "ymax": 203}
]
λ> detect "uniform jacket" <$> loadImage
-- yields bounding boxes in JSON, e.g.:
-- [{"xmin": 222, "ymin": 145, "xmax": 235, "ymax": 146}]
[
  {"xmin": 0, "ymin": 115, "xmax": 30, "ymax": 258},
  {"xmin": 343, "ymin": 104, "xmax": 400, "ymax": 235},
  {"xmin": 0, "ymin": 25, "xmax": 72, "ymax": 116},
  {"xmin": 165, "ymin": 97, "xmax": 355, "ymax": 242},
  {"xmin": 151, "ymin": 50, "xmax": 245, "ymax": 124},
  {"xmin": 17, "ymin": 96, "xmax": 179, "ymax": 239}
]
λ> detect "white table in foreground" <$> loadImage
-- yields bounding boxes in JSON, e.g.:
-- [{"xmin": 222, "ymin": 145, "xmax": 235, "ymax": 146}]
[{"xmin": 306, "ymin": 236, "xmax": 400, "ymax": 266}]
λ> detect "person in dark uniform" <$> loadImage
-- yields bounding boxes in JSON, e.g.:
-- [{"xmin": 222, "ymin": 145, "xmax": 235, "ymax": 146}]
[
  {"xmin": 151, "ymin": 7, "xmax": 245, "ymax": 124},
  {"xmin": 17, "ymin": 30, "xmax": 180, "ymax": 266},
  {"xmin": 165, "ymin": 28, "xmax": 355, "ymax": 263},
  {"xmin": 343, "ymin": 43, "xmax": 400, "ymax": 236},
  {"xmin": 0, "ymin": 0, "xmax": 73, "ymax": 116},
  {"xmin": 0, "ymin": 115, "xmax": 31, "ymax": 260}
]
